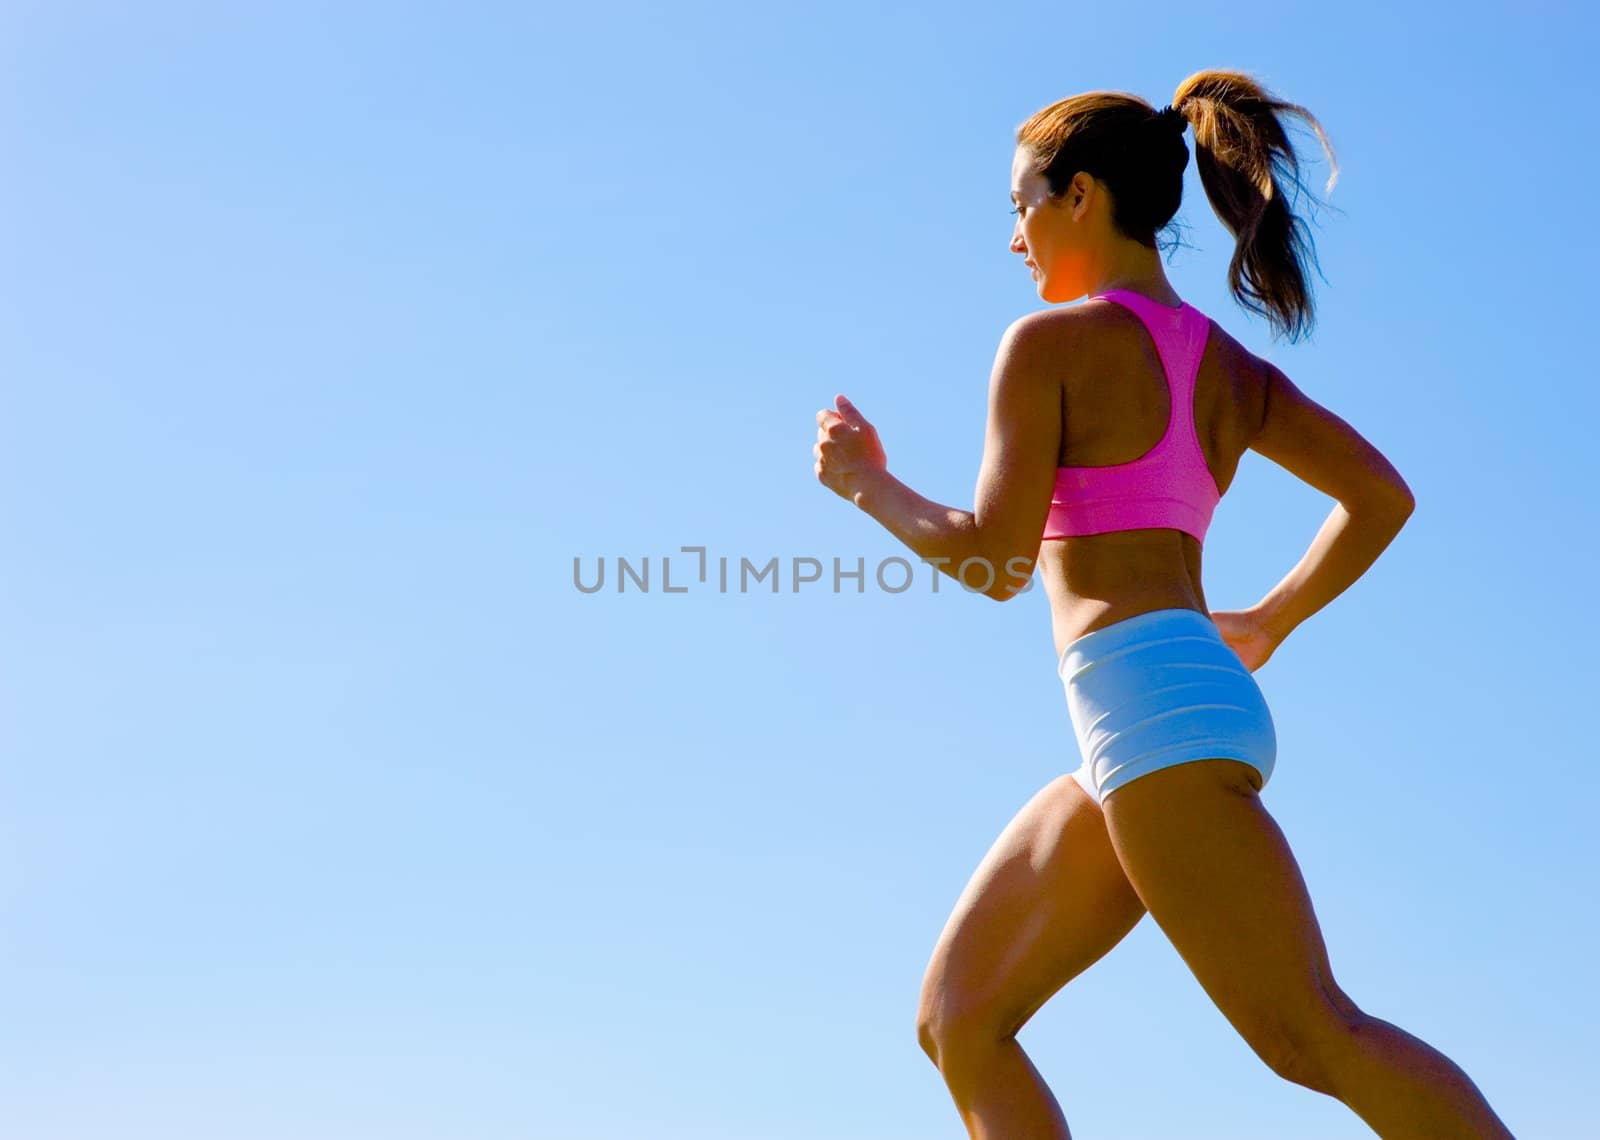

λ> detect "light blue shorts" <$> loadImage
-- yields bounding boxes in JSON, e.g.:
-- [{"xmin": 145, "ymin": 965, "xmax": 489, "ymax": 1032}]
[{"xmin": 1060, "ymin": 607, "xmax": 1277, "ymax": 804}]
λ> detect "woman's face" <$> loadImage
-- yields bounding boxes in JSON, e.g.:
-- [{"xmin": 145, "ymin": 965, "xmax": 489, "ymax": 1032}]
[{"xmin": 1009, "ymin": 147, "xmax": 1097, "ymax": 304}]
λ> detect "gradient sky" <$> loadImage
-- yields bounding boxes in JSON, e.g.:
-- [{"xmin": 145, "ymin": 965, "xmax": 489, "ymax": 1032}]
[{"xmin": 3, "ymin": 2, "xmax": 1597, "ymax": 1137}]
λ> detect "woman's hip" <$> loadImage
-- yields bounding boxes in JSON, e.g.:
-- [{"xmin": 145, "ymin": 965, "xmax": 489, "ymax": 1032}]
[{"xmin": 1059, "ymin": 607, "xmax": 1277, "ymax": 803}]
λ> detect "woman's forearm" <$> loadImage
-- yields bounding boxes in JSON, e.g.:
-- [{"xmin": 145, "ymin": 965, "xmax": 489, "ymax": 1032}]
[
  {"xmin": 853, "ymin": 471, "xmax": 1000, "ymax": 591},
  {"xmin": 1255, "ymin": 499, "xmax": 1414, "ymax": 639}
]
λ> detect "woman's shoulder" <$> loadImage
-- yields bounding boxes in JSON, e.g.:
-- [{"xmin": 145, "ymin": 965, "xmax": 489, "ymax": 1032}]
[
  {"xmin": 1196, "ymin": 315, "xmax": 1265, "ymax": 373},
  {"xmin": 1008, "ymin": 302, "xmax": 1105, "ymax": 346},
  {"xmin": 1013, "ymin": 301, "xmax": 1267, "ymax": 378}
]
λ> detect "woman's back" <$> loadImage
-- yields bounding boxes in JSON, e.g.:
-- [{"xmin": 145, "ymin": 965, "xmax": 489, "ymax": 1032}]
[{"xmin": 1037, "ymin": 299, "xmax": 1271, "ymax": 653}]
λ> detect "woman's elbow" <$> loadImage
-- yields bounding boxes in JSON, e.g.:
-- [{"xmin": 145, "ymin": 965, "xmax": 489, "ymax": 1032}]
[{"xmin": 981, "ymin": 554, "xmax": 1038, "ymax": 602}]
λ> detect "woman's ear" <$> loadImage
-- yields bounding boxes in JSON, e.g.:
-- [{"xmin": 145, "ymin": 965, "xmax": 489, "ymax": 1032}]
[{"xmin": 1069, "ymin": 172, "xmax": 1093, "ymax": 221}]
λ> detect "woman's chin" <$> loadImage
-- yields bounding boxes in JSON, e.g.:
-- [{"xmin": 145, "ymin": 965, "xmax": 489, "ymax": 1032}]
[{"xmin": 1037, "ymin": 280, "xmax": 1085, "ymax": 306}]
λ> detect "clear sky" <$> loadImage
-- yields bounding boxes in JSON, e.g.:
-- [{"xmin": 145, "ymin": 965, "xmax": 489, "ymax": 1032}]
[{"xmin": 2, "ymin": 2, "xmax": 1596, "ymax": 1137}]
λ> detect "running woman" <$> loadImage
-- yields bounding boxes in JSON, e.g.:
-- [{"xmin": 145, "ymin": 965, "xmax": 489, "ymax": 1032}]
[{"xmin": 813, "ymin": 68, "xmax": 1516, "ymax": 1140}]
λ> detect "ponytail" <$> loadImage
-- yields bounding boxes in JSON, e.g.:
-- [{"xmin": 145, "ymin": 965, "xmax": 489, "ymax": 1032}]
[{"xmin": 1170, "ymin": 70, "xmax": 1339, "ymax": 343}]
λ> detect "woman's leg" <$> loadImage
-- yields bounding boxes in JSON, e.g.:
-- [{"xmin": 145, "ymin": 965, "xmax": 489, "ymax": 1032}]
[
  {"xmin": 917, "ymin": 771, "xmax": 1148, "ymax": 1139},
  {"xmin": 1101, "ymin": 758, "xmax": 1517, "ymax": 1139}
]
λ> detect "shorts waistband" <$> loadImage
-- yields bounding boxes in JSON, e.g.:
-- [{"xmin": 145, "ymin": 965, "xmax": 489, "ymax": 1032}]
[{"xmin": 1057, "ymin": 607, "xmax": 1217, "ymax": 676}]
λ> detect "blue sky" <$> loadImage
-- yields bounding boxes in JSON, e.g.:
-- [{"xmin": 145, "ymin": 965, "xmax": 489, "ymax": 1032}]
[{"xmin": 2, "ymin": 2, "xmax": 1596, "ymax": 1137}]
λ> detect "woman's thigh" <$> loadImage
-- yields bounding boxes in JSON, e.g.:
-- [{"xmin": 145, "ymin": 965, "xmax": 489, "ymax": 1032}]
[
  {"xmin": 917, "ymin": 772, "xmax": 1148, "ymax": 1054},
  {"xmin": 1100, "ymin": 760, "xmax": 1360, "ymax": 1077}
]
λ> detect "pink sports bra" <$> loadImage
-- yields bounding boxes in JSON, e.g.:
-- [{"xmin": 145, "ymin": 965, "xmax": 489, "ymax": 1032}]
[{"xmin": 1040, "ymin": 289, "xmax": 1221, "ymax": 544}]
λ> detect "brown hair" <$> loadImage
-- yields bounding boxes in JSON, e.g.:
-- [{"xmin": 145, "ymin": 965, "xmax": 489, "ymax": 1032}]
[{"xmin": 1015, "ymin": 69, "xmax": 1339, "ymax": 343}]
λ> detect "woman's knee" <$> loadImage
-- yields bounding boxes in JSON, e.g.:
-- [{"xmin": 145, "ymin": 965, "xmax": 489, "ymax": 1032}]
[
  {"xmin": 916, "ymin": 1009, "xmax": 945, "ymax": 1065},
  {"xmin": 1241, "ymin": 997, "xmax": 1367, "ymax": 1092},
  {"xmin": 916, "ymin": 1001, "xmax": 1010, "ymax": 1069}
]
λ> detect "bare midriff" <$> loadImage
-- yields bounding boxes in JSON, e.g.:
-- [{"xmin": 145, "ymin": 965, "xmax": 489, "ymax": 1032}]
[{"xmin": 1037, "ymin": 530, "xmax": 1211, "ymax": 661}]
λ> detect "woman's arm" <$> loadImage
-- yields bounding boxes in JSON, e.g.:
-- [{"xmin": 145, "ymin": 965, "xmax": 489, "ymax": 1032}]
[
  {"xmin": 1244, "ymin": 361, "xmax": 1416, "ymax": 640},
  {"xmin": 819, "ymin": 311, "xmax": 1067, "ymax": 601}
]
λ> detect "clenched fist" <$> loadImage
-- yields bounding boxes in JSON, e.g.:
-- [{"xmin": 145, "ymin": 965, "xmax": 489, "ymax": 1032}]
[{"xmin": 814, "ymin": 394, "xmax": 888, "ymax": 504}]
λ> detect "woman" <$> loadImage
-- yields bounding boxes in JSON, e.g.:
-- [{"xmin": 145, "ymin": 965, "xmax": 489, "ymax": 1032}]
[{"xmin": 812, "ymin": 70, "xmax": 1516, "ymax": 1138}]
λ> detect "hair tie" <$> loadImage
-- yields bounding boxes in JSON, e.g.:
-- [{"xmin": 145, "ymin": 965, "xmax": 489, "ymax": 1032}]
[{"xmin": 1156, "ymin": 104, "xmax": 1187, "ymax": 132}]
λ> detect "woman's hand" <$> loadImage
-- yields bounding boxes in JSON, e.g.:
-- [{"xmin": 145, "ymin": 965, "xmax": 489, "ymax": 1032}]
[
  {"xmin": 814, "ymin": 394, "xmax": 888, "ymax": 505},
  {"xmin": 1210, "ymin": 606, "xmax": 1287, "ymax": 673}
]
